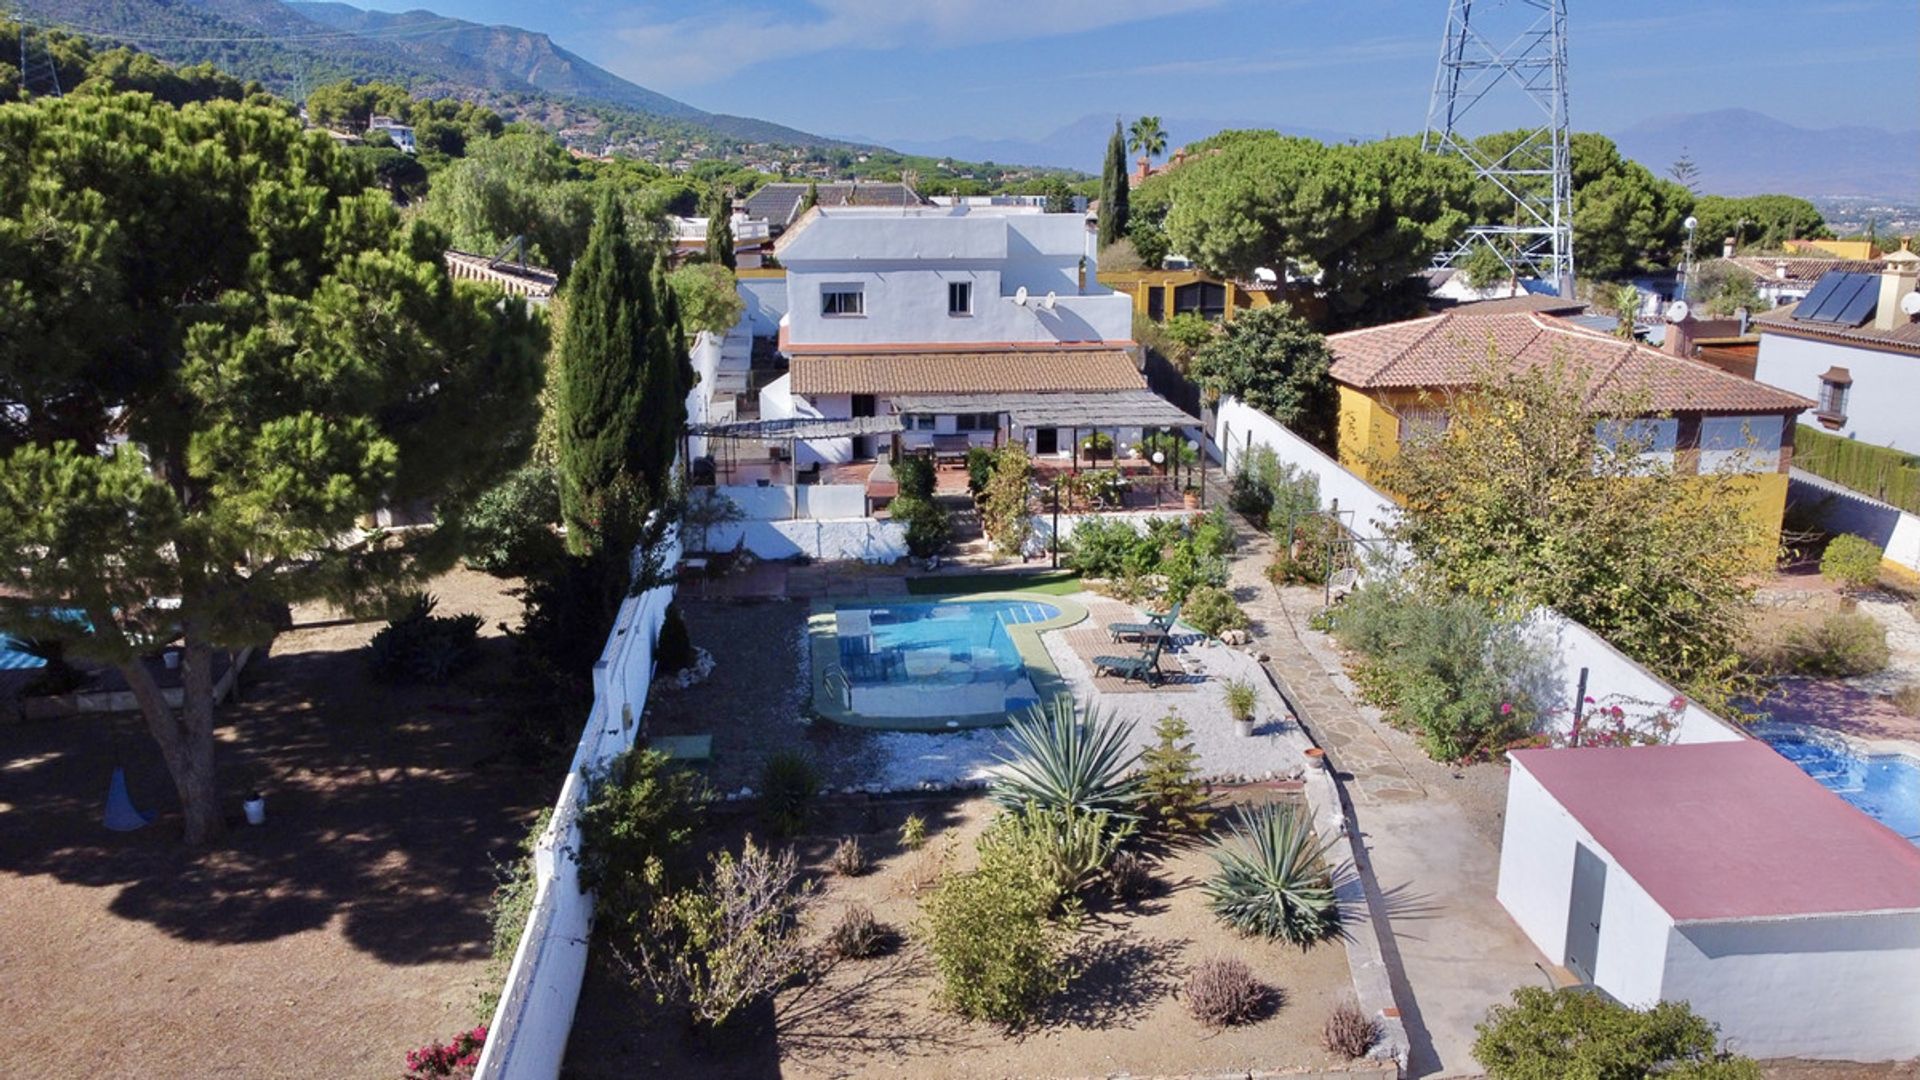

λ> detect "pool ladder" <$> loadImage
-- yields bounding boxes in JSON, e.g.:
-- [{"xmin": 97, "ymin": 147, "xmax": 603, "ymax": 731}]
[{"xmin": 823, "ymin": 665, "xmax": 852, "ymax": 709}]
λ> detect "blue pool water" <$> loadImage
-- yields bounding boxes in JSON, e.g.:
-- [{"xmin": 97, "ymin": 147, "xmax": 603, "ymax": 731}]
[
  {"xmin": 1760, "ymin": 727, "xmax": 1920, "ymax": 844},
  {"xmin": 835, "ymin": 599, "xmax": 1058, "ymax": 717}
]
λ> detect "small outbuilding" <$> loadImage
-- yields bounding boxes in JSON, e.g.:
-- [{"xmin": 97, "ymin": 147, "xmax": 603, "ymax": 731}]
[{"xmin": 1498, "ymin": 741, "xmax": 1920, "ymax": 1062}]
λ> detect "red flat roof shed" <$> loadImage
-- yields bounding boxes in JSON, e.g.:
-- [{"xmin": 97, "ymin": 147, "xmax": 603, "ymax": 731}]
[{"xmin": 1511, "ymin": 741, "xmax": 1920, "ymax": 922}]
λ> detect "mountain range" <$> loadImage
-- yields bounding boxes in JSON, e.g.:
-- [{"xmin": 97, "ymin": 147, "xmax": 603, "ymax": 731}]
[{"xmin": 22, "ymin": 2, "xmax": 1916, "ymax": 199}]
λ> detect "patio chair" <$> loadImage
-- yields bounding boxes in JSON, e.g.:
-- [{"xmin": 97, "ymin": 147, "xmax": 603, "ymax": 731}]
[
  {"xmin": 1327, "ymin": 566, "xmax": 1360, "ymax": 605},
  {"xmin": 1092, "ymin": 635, "xmax": 1167, "ymax": 686},
  {"xmin": 1107, "ymin": 600, "xmax": 1183, "ymax": 644}
]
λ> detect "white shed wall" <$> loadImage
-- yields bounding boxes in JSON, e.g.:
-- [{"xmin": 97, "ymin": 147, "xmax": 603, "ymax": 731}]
[
  {"xmin": 738, "ymin": 275, "xmax": 788, "ymax": 336},
  {"xmin": 1662, "ymin": 914, "xmax": 1920, "ymax": 1062}
]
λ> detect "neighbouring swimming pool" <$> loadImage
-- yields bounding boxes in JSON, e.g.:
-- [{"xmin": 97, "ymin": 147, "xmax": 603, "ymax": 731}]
[
  {"xmin": 1759, "ymin": 725, "xmax": 1920, "ymax": 845},
  {"xmin": 813, "ymin": 595, "xmax": 1086, "ymax": 729}
]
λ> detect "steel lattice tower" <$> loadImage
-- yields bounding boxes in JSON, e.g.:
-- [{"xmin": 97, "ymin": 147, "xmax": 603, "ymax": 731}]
[{"xmin": 1423, "ymin": 0, "xmax": 1573, "ymax": 297}]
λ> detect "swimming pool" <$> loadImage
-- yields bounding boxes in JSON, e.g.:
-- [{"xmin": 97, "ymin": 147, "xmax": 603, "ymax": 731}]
[
  {"xmin": 811, "ymin": 594, "xmax": 1087, "ymax": 729},
  {"xmin": 1759, "ymin": 725, "xmax": 1920, "ymax": 844}
]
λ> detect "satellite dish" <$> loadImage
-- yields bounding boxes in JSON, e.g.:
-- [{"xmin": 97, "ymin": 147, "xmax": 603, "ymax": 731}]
[
  {"xmin": 1665, "ymin": 300, "xmax": 1691, "ymax": 323},
  {"xmin": 1254, "ymin": 267, "xmax": 1279, "ymax": 283},
  {"xmin": 1901, "ymin": 291, "xmax": 1920, "ymax": 317},
  {"xmin": 1014, "ymin": 286, "xmax": 1029, "ymax": 306},
  {"xmin": 1042, "ymin": 290, "xmax": 1057, "ymax": 311}
]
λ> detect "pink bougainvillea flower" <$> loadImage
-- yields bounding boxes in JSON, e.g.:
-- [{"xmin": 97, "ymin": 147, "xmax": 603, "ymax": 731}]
[
  {"xmin": 1611, "ymin": 706, "xmax": 1625, "ymax": 719},
  {"xmin": 1583, "ymin": 696, "xmax": 1595, "ymax": 704},
  {"xmin": 1500, "ymin": 702, "xmax": 1514, "ymax": 715},
  {"xmin": 1669, "ymin": 696, "xmax": 1686, "ymax": 710}
]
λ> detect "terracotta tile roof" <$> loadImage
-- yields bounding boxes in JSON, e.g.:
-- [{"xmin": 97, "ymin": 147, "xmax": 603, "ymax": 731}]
[
  {"xmin": 1753, "ymin": 298, "xmax": 1920, "ymax": 355},
  {"xmin": 789, "ymin": 348, "xmax": 1145, "ymax": 396},
  {"xmin": 1724, "ymin": 256, "xmax": 1882, "ymax": 287},
  {"xmin": 1430, "ymin": 292, "xmax": 1588, "ymax": 316},
  {"xmin": 1328, "ymin": 311, "xmax": 1812, "ymax": 414}
]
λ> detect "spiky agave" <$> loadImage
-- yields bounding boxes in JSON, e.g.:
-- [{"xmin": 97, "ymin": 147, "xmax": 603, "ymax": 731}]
[
  {"xmin": 989, "ymin": 696, "xmax": 1145, "ymax": 817},
  {"xmin": 1203, "ymin": 802, "xmax": 1342, "ymax": 945}
]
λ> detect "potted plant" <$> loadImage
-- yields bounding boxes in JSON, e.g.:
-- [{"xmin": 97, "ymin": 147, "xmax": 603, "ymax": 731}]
[
  {"xmin": 1224, "ymin": 678, "xmax": 1258, "ymax": 737},
  {"xmin": 1304, "ymin": 746, "xmax": 1329, "ymax": 771},
  {"xmin": 1182, "ymin": 483, "xmax": 1201, "ymax": 510}
]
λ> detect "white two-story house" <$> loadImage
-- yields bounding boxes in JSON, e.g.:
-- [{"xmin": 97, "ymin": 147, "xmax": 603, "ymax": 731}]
[{"xmin": 758, "ymin": 206, "xmax": 1194, "ymax": 465}]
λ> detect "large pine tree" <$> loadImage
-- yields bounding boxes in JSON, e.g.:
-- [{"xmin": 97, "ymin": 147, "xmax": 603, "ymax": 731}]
[
  {"xmin": 557, "ymin": 189, "xmax": 670, "ymax": 553},
  {"xmin": 1099, "ymin": 118, "xmax": 1130, "ymax": 249}
]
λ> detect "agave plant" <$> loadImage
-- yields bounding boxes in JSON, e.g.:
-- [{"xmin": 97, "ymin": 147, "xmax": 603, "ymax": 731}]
[
  {"xmin": 989, "ymin": 696, "xmax": 1144, "ymax": 816},
  {"xmin": 979, "ymin": 802, "xmax": 1136, "ymax": 904},
  {"xmin": 1203, "ymin": 802, "xmax": 1342, "ymax": 945}
]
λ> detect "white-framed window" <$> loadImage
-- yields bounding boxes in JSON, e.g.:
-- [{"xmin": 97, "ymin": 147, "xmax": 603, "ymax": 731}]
[
  {"xmin": 954, "ymin": 413, "xmax": 998, "ymax": 432},
  {"xmin": 1816, "ymin": 368, "xmax": 1851, "ymax": 425},
  {"xmin": 1396, "ymin": 406, "xmax": 1450, "ymax": 444},
  {"xmin": 821, "ymin": 284, "xmax": 865, "ymax": 316},
  {"xmin": 947, "ymin": 280, "xmax": 972, "ymax": 316}
]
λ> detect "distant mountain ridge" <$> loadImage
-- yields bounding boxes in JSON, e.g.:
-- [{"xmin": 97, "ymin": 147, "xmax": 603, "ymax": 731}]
[{"xmin": 1611, "ymin": 108, "xmax": 1918, "ymax": 200}]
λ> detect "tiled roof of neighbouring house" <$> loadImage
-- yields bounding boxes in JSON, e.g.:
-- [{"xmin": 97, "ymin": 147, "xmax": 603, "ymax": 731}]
[
  {"xmin": 1328, "ymin": 311, "xmax": 1812, "ymax": 414},
  {"xmin": 1429, "ymin": 292, "xmax": 1589, "ymax": 316},
  {"xmin": 742, "ymin": 182, "xmax": 926, "ymax": 228},
  {"xmin": 1512, "ymin": 742, "xmax": 1920, "ymax": 922},
  {"xmin": 1724, "ymin": 256, "xmax": 1883, "ymax": 287},
  {"xmin": 789, "ymin": 347, "xmax": 1144, "ymax": 396},
  {"xmin": 1753, "ymin": 296, "xmax": 1920, "ymax": 355}
]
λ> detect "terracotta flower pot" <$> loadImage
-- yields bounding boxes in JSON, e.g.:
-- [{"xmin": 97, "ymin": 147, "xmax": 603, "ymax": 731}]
[{"xmin": 1305, "ymin": 746, "xmax": 1329, "ymax": 770}]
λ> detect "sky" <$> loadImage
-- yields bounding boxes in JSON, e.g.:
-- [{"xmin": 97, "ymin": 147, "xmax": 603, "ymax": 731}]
[{"xmin": 345, "ymin": 0, "xmax": 1920, "ymax": 145}]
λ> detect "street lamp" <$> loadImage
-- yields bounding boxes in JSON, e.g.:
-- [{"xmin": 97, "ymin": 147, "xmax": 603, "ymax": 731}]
[{"xmin": 1679, "ymin": 215, "xmax": 1699, "ymax": 301}]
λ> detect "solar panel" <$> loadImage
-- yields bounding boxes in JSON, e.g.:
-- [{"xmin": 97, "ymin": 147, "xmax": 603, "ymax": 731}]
[{"xmin": 1796, "ymin": 271, "xmax": 1880, "ymax": 325}]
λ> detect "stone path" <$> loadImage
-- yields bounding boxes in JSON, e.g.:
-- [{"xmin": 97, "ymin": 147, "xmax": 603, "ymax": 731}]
[{"xmin": 1221, "ymin": 510, "xmax": 1543, "ymax": 1078}]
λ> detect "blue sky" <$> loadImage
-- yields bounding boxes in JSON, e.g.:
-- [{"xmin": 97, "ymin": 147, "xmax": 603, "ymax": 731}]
[{"xmin": 349, "ymin": 0, "xmax": 1918, "ymax": 144}]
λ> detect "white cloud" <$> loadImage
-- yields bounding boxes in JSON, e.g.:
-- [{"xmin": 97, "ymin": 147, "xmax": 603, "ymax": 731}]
[{"xmin": 593, "ymin": 0, "xmax": 1225, "ymax": 88}]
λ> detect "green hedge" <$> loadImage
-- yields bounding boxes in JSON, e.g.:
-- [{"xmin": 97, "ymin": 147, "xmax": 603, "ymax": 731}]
[{"xmin": 1794, "ymin": 425, "xmax": 1920, "ymax": 514}]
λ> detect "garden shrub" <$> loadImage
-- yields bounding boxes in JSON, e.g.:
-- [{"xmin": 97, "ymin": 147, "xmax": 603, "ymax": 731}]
[
  {"xmin": 1753, "ymin": 611, "xmax": 1890, "ymax": 677},
  {"xmin": 1268, "ymin": 512, "xmax": 1341, "ymax": 586},
  {"xmin": 760, "ymin": 750, "xmax": 822, "ymax": 837},
  {"xmin": 1184, "ymin": 585, "xmax": 1250, "ymax": 639},
  {"xmin": 1185, "ymin": 956, "xmax": 1269, "ymax": 1029},
  {"xmin": 899, "ymin": 813, "xmax": 927, "ymax": 850},
  {"xmin": 463, "ymin": 463, "xmax": 564, "ymax": 578},
  {"xmin": 1160, "ymin": 532, "xmax": 1229, "ymax": 603},
  {"xmin": 1229, "ymin": 445, "xmax": 1282, "ymax": 518},
  {"xmin": 6, "ymin": 636, "xmax": 87, "ymax": 696},
  {"xmin": 1078, "ymin": 431, "xmax": 1115, "ymax": 460},
  {"xmin": 978, "ymin": 802, "xmax": 1133, "ymax": 908},
  {"xmin": 825, "ymin": 903, "xmax": 889, "ymax": 960},
  {"xmin": 1107, "ymin": 849, "xmax": 1156, "ymax": 903},
  {"xmin": 1473, "ymin": 986, "xmax": 1760, "ymax": 1080},
  {"xmin": 1820, "ymin": 533, "xmax": 1882, "ymax": 591},
  {"xmin": 1062, "ymin": 517, "xmax": 1157, "ymax": 579},
  {"xmin": 656, "ymin": 602, "xmax": 695, "ymax": 673},
  {"xmin": 981, "ymin": 447, "xmax": 1034, "ymax": 557},
  {"xmin": 1894, "ymin": 683, "xmax": 1920, "ymax": 718},
  {"xmin": 480, "ymin": 807, "xmax": 553, "ymax": 1019},
  {"xmin": 1204, "ymin": 802, "xmax": 1341, "ymax": 945},
  {"xmin": 889, "ymin": 493, "xmax": 952, "ymax": 559},
  {"xmin": 1139, "ymin": 712, "xmax": 1213, "ymax": 834},
  {"xmin": 634, "ymin": 838, "xmax": 815, "ymax": 1029},
  {"xmin": 964, "ymin": 447, "xmax": 995, "ymax": 496},
  {"xmin": 923, "ymin": 837, "xmax": 1068, "ymax": 1027},
  {"xmin": 577, "ymin": 748, "xmax": 708, "ymax": 934},
  {"xmin": 367, "ymin": 592, "xmax": 484, "ymax": 685},
  {"xmin": 828, "ymin": 835, "xmax": 871, "ymax": 877},
  {"xmin": 1163, "ymin": 311, "xmax": 1216, "ymax": 364},
  {"xmin": 1329, "ymin": 581, "xmax": 1542, "ymax": 762},
  {"xmin": 893, "ymin": 454, "xmax": 936, "ymax": 501},
  {"xmin": 404, "ymin": 1025, "xmax": 487, "ymax": 1079},
  {"xmin": 1323, "ymin": 1000, "xmax": 1381, "ymax": 1059}
]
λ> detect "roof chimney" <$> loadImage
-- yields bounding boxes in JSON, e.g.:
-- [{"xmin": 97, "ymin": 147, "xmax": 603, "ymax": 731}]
[
  {"xmin": 1775, "ymin": 260, "xmax": 1789, "ymax": 281},
  {"xmin": 1873, "ymin": 237, "xmax": 1920, "ymax": 331},
  {"xmin": 1665, "ymin": 311, "xmax": 1699, "ymax": 359}
]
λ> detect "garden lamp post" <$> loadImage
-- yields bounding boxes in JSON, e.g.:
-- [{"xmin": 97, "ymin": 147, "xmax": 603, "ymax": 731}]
[{"xmin": 1679, "ymin": 215, "xmax": 1699, "ymax": 301}]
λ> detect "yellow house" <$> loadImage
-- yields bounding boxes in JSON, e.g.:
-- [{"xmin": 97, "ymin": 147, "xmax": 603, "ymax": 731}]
[
  {"xmin": 1784, "ymin": 238, "xmax": 1880, "ymax": 261},
  {"xmin": 1097, "ymin": 268, "xmax": 1280, "ymax": 323},
  {"xmin": 1326, "ymin": 310, "xmax": 1816, "ymax": 541}
]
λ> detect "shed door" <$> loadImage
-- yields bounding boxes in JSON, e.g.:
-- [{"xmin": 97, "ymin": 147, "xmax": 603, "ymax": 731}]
[{"xmin": 1564, "ymin": 843, "xmax": 1606, "ymax": 984}]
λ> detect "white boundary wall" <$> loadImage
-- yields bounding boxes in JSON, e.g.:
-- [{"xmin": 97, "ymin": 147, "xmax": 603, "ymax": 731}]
[
  {"xmin": 712, "ymin": 483, "xmax": 868, "ymax": 521},
  {"xmin": 1789, "ymin": 468, "xmax": 1920, "ymax": 572},
  {"xmin": 474, "ymin": 534, "xmax": 680, "ymax": 1080},
  {"xmin": 701, "ymin": 518, "xmax": 906, "ymax": 562},
  {"xmin": 1213, "ymin": 396, "xmax": 1743, "ymax": 745}
]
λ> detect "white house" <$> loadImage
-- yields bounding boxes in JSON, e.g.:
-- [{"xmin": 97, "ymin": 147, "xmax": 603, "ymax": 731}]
[
  {"xmin": 367, "ymin": 114, "xmax": 416, "ymax": 154},
  {"xmin": 765, "ymin": 206, "xmax": 1194, "ymax": 465},
  {"xmin": 1752, "ymin": 245, "xmax": 1920, "ymax": 451},
  {"xmin": 1498, "ymin": 742, "xmax": 1920, "ymax": 1062},
  {"xmin": 1723, "ymin": 255, "xmax": 1883, "ymax": 309},
  {"xmin": 669, "ymin": 213, "xmax": 771, "ymax": 269}
]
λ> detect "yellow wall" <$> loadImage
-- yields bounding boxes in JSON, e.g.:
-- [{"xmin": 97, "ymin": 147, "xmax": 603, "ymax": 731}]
[
  {"xmin": 1097, "ymin": 268, "xmax": 1273, "ymax": 321},
  {"xmin": 1336, "ymin": 384, "xmax": 1793, "ymax": 541}
]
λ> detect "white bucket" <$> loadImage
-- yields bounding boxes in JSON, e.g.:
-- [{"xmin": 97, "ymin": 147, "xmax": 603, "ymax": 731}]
[{"xmin": 243, "ymin": 795, "xmax": 266, "ymax": 826}]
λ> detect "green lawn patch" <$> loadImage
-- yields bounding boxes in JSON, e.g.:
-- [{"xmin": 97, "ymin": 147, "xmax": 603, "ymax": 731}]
[{"xmin": 905, "ymin": 572, "xmax": 1083, "ymax": 597}]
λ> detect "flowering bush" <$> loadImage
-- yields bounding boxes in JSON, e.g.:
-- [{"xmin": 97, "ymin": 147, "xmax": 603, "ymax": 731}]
[
  {"xmin": 1555, "ymin": 693, "xmax": 1686, "ymax": 748},
  {"xmin": 404, "ymin": 1025, "xmax": 486, "ymax": 1079}
]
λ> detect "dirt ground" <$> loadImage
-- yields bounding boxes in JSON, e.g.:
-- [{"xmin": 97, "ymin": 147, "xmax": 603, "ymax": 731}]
[
  {"xmin": 564, "ymin": 789, "xmax": 1358, "ymax": 1079},
  {"xmin": 0, "ymin": 568, "xmax": 555, "ymax": 1079}
]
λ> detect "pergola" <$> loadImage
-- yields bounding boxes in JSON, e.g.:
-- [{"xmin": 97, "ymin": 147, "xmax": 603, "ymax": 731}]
[
  {"xmin": 890, "ymin": 389, "xmax": 1210, "ymax": 495},
  {"xmin": 684, "ymin": 414, "xmax": 906, "ymax": 513}
]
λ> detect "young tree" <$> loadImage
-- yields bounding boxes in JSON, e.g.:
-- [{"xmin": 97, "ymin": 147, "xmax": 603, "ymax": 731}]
[
  {"xmin": 1187, "ymin": 306, "xmax": 1340, "ymax": 450},
  {"xmin": 1098, "ymin": 118, "xmax": 1130, "ymax": 249},
  {"xmin": 1366, "ymin": 355, "xmax": 1765, "ymax": 713},
  {"xmin": 0, "ymin": 93, "xmax": 546, "ymax": 843},
  {"xmin": 1128, "ymin": 115, "xmax": 1168, "ymax": 167},
  {"xmin": 800, "ymin": 179, "xmax": 819, "ymax": 213},
  {"xmin": 666, "ymin": 262, "xmax": 745, "ymax": 340},
  {"xmin": 703, "ymin": 183, "xmax": 736, "ymax": 270}
]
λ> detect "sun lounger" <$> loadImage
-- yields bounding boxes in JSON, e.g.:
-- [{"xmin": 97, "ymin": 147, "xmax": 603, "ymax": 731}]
[
  {"xmin": 1093, "ymin": 636, "xmax": 1166, "ymax": 686},
  {"xmin": 1107, "ymin": 601, "xmax": 1182, "ymax": 643}
]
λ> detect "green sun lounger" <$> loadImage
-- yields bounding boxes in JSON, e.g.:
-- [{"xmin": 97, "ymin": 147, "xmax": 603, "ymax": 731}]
[
  {"xmin": 1107, "ymin": 600, "xmax": 1182, "ymax": 644},
  {"xmin": 1093, "ymin": 635, "xmax": 1167, "ymax": 685}
]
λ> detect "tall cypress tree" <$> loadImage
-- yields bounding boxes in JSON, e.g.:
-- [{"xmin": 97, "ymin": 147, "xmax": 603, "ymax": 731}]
[
  {"xmin": 558, "ymin": 189, "xmax": 655, "ymax": 553},
  {"xmin": 705, "ymin": 183, "xmax": 736, "ymax": 269},
  {"xmin": 1099, "ymin": 118, "xmax": 1130, "ymax": 248},
  {"xmin": 801, "ymin": 180, "xmax": 819, "ymax": 213}
]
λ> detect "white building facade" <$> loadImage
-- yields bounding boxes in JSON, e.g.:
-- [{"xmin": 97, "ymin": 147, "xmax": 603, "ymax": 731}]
[{"xmin": 1753, "ymin": 249, "xmax": 1920, "ymax": 452}]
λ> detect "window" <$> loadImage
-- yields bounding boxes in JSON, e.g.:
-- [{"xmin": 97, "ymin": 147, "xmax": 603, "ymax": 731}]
[
  {"xmin": 1699, "ymin": 415, "xmax": 1783, "ymax": 474},
  {"xmin": 954, "ymin": 413, "xmax": 998, "ymax": 432},
  {"xmin": 821, "ymin": 284, "xmax": 864, "ymax": 316},
  {"xmin": 947, "ymin": 281, "xmax": 972, "ymax": 316},
  {"xmin": 1173, "ymin": 281, "xmax": 1228, "ymax": 320},
  {"xmin": 907, "ymin": 414, "xmax": 936, "ymax": 431},
  {"xmin": 1396, "ymin": 406, "xmax": 1450, "ymax": 445},
  {"xmin": 1816, "ymin": 366, "xmax": 1852, "ymax": 428}
]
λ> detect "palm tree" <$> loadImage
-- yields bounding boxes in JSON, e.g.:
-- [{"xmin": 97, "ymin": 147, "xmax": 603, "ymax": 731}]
[
  {"xmin": 1128, "ymin": 116, "xmax": 1167, "ymax": 168},
  {"xmin": 1607, "ymin": 283, "xmax": 1641, "ymax": 339}
]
